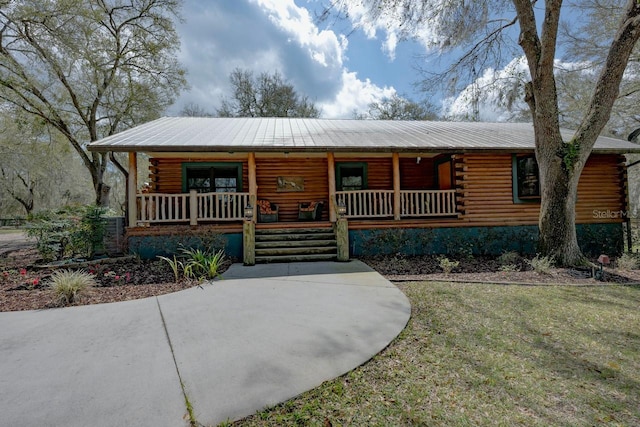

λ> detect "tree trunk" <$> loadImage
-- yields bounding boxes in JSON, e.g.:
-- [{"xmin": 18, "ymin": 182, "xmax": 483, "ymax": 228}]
[
  {"xmin": 536, "ymin": 152, "xmax": 587, "ymax": 266},
  {"xmin": 89, "ymin": 152, "xmax": 111, "ymax": 207},
  {"xmin": 96, "ymin": 182, "xmax": 111, "ymax": 207}
]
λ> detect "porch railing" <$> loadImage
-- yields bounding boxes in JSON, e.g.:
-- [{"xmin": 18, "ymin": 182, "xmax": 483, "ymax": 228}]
[
  {"xmin": 196, "ymin": 192, "xmax": 250, "ymax": 221},
  {"xmin": 138, "ymin": 193, "xmax": 189, "ymax": 223},
  {"xmin": 400, "ymin": 189, "xmax": 457, "ymax": 217},
  {"xmin": 136, "ymin": 189, "xmax": 457, "ymax": 224},
  {"xmin": 336, "ymin": 189, "xmax": 457, "ymax": 218},
  {"xmin": 336, "ymin": 190, "xmax": 394, "ymax": 218},
  {"xmin": 137, "ymin": 191, "xmax": 250, "ymax": 225}
]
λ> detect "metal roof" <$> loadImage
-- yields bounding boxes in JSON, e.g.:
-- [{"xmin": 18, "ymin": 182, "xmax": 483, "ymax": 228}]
[{"xmin": 87, "ymin": 117, "xmax": 640, "ymax": 154}]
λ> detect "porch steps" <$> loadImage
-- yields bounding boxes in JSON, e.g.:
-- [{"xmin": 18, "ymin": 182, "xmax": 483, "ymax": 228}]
[{"xmin": 255, "ymin": 226, "xmax": 337, "ymax": 263}]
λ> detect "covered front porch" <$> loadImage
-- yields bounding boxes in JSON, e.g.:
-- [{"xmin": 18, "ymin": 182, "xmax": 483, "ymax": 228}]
[{"xmin": 127, "ymin": 152, "xmax": 459, "ymax": 227}]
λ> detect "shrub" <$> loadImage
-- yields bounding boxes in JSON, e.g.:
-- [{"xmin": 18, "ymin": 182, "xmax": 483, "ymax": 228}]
[
  {"xmin": 528, "ymin": 254, "xmax": 555, "ymax": 275},
  {"xmin": 616, "ymin": 253, "xmax": 639, "ymax": 270},
  {"xmin": 50, "ymin": 269, "xmax": 96, "ymax": 306},
  {"xmin": 25, "ymin": 205, "xmax": 109, "ymax": 261},
  {"xmin": 74, "ymin": 205, "xmax": 108, "ymax": 258},
  {"xmin": 498, "ymin": 251, "xmax": 520, "ymax": 265},
  {"xmin": 439, "ymin": 257, "xmax": 459, "ymax": 274}
]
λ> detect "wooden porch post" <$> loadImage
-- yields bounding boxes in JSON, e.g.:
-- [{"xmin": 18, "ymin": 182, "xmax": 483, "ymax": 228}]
[
  {"xmin": 127, "ymin": 152, "xmax": 137, "ymax": 227},
  {"xmin": 393, "ymin": 152, "xmax": 401, "ymax": 220},
  {"xmin": 189, "ymin": 190, "xmax": 198, "ymax": 226},
  {"xmin": 335, "ymin": 218, "xmax": 349, "ymax": 261},
  {"xmin": 328, "ymin": 152, "xmax": 336, "ymax": 222},
  {"xmin": 244, "ymin": 152, "xmax": 257, "ymax": 265},
  {"xmin": 243, "ymin": 220, "xmax": 255, "ymax": 265},
  {"xmin": 248, "ymin": 152, "xmax": 257, "ymax": 221}
]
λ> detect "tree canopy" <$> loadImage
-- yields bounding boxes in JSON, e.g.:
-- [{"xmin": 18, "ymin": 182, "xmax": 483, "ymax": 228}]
[
  {"xmin": 217, "ymin": 68, "xmax": 320, "ymax": 118},
  {"xmin": 360, "ymin": 94, "xmax": 438, "ymax": 120},
  {"xmin": 0, "ymin": 0, "xmax": 187, "ymax": 206},
  {"xmin": 0, "ymin": 110, "xmax": 92, "ymax": 216}
]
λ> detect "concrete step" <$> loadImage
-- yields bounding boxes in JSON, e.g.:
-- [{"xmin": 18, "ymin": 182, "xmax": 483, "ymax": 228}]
[
  {"xmin": 255, "ymin": 239, "xmax": 337, "ymax": 249},
  {"xmin": 255, "ymin": 246, "xmax": 337, "ymax": 257},
  {"xmin": 255, "ymin": 253, "xmax": 337, "ymax": 263}
]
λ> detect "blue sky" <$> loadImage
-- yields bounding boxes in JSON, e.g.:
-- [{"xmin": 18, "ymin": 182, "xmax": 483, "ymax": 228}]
[
  {"xmin": 170, "ymin": 0, "xmax": 431, "ymax": 118},
  {"xmin": 169, "ymin": 1, "xmax": 598, "ymax": 122}
]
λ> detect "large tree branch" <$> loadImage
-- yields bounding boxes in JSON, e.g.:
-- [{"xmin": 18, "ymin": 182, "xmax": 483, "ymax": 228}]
[
  {"xmin": 574, "ymin": 0, "xmax": 640, "ymax": 149},
  {"xmin": 512, "ymin": 0, "xmax": 541, "ymax": 79},
  {"xmin": 21, "ymin": 22, "xmax": 91, "ymax": 131}
]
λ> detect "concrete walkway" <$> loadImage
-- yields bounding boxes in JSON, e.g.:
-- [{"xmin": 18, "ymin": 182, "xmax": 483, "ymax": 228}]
[{"xmin": 0, "ymin": 260, "xmax": 410, "ymax": 427}]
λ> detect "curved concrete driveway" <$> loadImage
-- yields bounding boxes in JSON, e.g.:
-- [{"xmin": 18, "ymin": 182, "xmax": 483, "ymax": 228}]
[{"xmin": 0, "ymin": 260, "xmax": 410, "ymax": 427}]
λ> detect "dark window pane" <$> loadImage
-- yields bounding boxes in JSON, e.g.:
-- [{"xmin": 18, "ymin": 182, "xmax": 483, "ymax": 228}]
[
  {"xmin": 214, "ymin": 177, "xmax": 237, "ymax": 192},
  {"xmin": 517, "ymin": 156, "xmax": 540, "ymax": 198},
  {"xmin": 185, "ymin": 165, "xmax": 240, "ymax": 193},
  {"xmin": 186, "ymin": 168, "xmax": 212, "ymax": 192},
  {"xmin": 340, "ymin": 166, "xmax": 364, "ymax": 191},
  {"xmin": 342, "ymin": 176, "xmax": 363, "ymax": 191}
]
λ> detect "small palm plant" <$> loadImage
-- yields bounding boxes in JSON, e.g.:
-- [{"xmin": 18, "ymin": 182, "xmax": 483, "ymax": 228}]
[
  {"xmin": 181, "ymin": 247, "xmax": 226, "ymax": 280},
  {"xmin": 50, "ymin": 269, "xmax": 96, "ymax": 306},
  {"xmin": 158, "ymin": 248, "xmax": 226, "ymax": 282}
]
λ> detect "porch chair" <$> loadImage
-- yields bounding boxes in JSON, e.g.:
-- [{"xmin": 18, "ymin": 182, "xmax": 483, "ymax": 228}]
[
  {"xmin": 298, "ymin": 201, "xmax": 324, "ymax": 221},
  {"xmin": 257, "ymin": 199, "xmax": 279, "ymax": 223}
]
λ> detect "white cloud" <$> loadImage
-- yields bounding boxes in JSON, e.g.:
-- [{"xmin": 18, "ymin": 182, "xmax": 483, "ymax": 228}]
[
  {"xmin": 320, "ymin": 70, "xmax": 396, "ymax": 118},
  {"xmin": 253, "ymin": 0, "xmax": 346, "ymax": 68},
  {"xmin": 169, "ymin": 0, "xmax": 393, "ymax": 118},
  {"xmin": 335, "ymin": 1, "xmax": 440, "ymax": 60}
]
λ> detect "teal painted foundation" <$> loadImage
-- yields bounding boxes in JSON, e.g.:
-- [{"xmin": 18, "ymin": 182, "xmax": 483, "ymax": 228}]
[
  {"xmin": 128, "ymin": 233, "xmax": 243, "ymax": 260},
  {"xmin": 127, "ymin": 223, "xmax": 622, "ymax": 261},
  {"xmin": 349, "ymin": 223, "xmax": 623, "ymax": 258}
]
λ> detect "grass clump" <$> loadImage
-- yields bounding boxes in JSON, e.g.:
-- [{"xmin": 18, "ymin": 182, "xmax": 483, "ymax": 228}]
[
  {"xmin": 528, "ymin": 254, "xmax": 555, "ymax": 274},
  {"xmin": 438, "ymin": 256, "xmax": 459, "ymax": 274},
  {"xmin": 50, "ymin": 269, "xmax": 96, "ymax": 306},
  {"xmin": 616, "ymin": 253, "xmax": 639, "ymax": 270}
]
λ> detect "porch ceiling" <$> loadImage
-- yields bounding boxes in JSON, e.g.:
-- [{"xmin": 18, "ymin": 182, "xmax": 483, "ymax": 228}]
[{"xmin": 87, "ymin": 117, "xmax": 640, "ymax": 154}]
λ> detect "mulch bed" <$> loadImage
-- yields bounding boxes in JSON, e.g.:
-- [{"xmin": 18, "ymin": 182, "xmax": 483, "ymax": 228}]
[
  {"xmin": 2, "ymin": 248, "xmax": 638, "ymax": 312},
  {"xmin": 0, "ymin": 248, "xmax": 231, "ymax": 312},
  {"xmin": 361, "ymin": 254, "xmax": 640, "ymax": 286}
]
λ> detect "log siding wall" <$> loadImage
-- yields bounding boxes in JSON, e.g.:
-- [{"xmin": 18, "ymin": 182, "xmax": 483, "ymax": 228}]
[
  {"xmin": 456, "ymin": 153, "xmax": 626, "ymax": 225},
  {"xmin": 147, "ymin": 153, "xmax": 627, "ymax": 227}
]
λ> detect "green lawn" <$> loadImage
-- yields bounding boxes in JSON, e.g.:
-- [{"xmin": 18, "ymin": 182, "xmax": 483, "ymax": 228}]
[{"xmin": 231, "ymin": 282, "xmax": 640, "ymax": 426}]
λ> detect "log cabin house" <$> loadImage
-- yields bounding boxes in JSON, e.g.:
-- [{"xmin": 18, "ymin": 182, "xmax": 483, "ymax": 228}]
[{"xmin": 87, "ymin": 117, "xmax": 640, "ymax": 264}]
